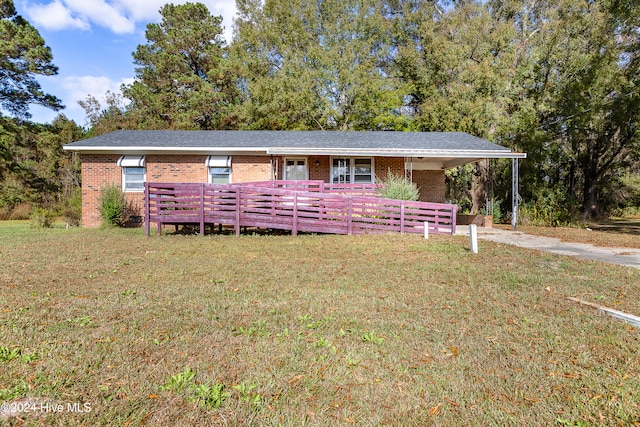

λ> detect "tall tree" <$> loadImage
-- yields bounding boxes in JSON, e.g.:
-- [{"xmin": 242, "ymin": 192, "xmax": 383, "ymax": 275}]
[
  {"xmin": 233, "ymin": 0, "xmax": 409, "ymax": 130},
  {"xmin": 0, "ymin": 0, "xmax": 62, "ymax": 119},
  {"xmin": 123, "ymin": 2, "xmax": 240, "ymax": 130},
  {"xmin": 0, "ymin": 114, "xmax": 83, "ymax": 213},
  {"xmin": 490, "ymin": 0, "xmax": 640, "ymax": 219},
  {"xmin": 390, "ymin": 1, "xmax": 517, "ymax": 212}
]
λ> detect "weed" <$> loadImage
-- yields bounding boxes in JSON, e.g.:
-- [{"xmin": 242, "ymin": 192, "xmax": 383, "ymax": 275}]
[
  {"xmin": 233, "ymin": 320, "xmax": 269, "ymax": 337},
  {"xmin": 66, "ymin": 316, "xmax": 92, "ymax": 327},
  {"xmin": 232, "ymin": 382, "xmax": 262, "ymax": 407},
  {"xmin": 189, "ymin": 382, "xmax": 230, "ymax": 410},
  {"xmin": 0, "ymin": 346, "xmax": 21, "ymax": 362},
  {"xmin": 161, "ymin": 367, "xmax": 195, "ymax": 393},
  {"xmin": 362, "ymin": 331, "xmax": 385, "ymax": 345},
  {"xmin": 161, "ymin": 368, "xmax": 230, "ymax": 410},
  {"xmin": 313, "ymin": 337, "xmax": 330, "ymax": 348},
  {"xmin": 0, "ymin": 381, "xmax": 28, "ymax": 401}
]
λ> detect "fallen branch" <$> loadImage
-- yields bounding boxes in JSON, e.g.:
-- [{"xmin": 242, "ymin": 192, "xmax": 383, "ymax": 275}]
[{"xmin": 567, "ymin": 297, "xmax": 640, "ymax": 328}]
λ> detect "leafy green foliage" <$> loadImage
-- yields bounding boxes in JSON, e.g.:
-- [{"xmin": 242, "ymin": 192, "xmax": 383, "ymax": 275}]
[
  {"xmin": 161, "ymin": 367, "xmax": 195, "ymax": 393},
  {"xmin": 0, "ymin": 0, "xmax": 63, "ymax": 118},
  {"xmin": 122, "ymin": 3, "xmax": 240, "ymax": 130},
  {"xmin": 98, "ymin": 184, "xmax": 127, "ymax": 227},
  {"xmin": 29, "ymin": 206, "xmax": 54, "ymax": 228},
  {"xmin": 376, "ymin": 172, "xmax": 419, "ymax": 201},
  {"xmin": 161, "ymin": 367, "xmax": 231, "ymax": 410},
  {"xmin": 233, "ymin": 0, "xmax": 409, "ymax": 130}
]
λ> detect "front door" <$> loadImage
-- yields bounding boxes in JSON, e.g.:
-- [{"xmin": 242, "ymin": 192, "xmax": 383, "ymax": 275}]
[{"xmin": 284, "ymin": 158, "xmax": 308, "ymax": 181}]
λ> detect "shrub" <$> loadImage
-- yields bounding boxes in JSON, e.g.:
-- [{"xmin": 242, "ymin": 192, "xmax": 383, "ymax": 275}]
[
  {"xmin": 519, "ymin": 201, "xmax": 580, "ymax": 227},
  {"xmin": 485, "ymin": 199, "xmax": 502, "ymax": 223},
  {"xmin": 7, "ymin": 202, "xmax": 33, "ymax": 220},
  {"xmin": 377, "ymin": 172, "xmax": 420, "ymax": 201},
  {"xmin": 30, "ymin": 207, "xmax": 55, "ymax": 228},
  {"xmin": 98, "ymin": 184, "xmax": 127, "ymax": 227},
  {"xmin": 62, "ymin": 188, "xmax": 82, "ymax": 226}
]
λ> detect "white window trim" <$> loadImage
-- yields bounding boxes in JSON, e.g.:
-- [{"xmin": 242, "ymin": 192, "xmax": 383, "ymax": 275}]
[
  {"xmin": 117, "ymin": 156, "xmax": 146, "ymax": 192},
  {"xmin": 283, "ymin": 157, "xmax": 309, "ymax": 181},
  {"xmin": 206, "ymin": 155, "xmax": 231, "ymax": 168},
  {"xmin": 208, "ymin": 167, "xmax": 232, "ymax": 184},
  {"xmin": 330, "ymin": 157, "xmax": 375, "ymax": 184},
  {"xmin": 121, "ymin": 167, "xmax": 146, "ymax": 193},
  {"xmin": 117, "ymin": 155, "xmax": 146, "ymax": 167},
  {"xmin": 206, "ymin": 155, "xmax": 232, "ymax": 184}
]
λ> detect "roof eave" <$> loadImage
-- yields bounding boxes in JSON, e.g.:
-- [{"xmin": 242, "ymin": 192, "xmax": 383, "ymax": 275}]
[
  {"xmin": 61, "ymin": 146, "xmax": 269, "ymax": 155},
  {"xmin": 62, "ymin": 145, "xmax": 527, "ymax": 161},
  {"xmin": 268, "ymin": 147, "xmax": 527, "ymax": 159}
]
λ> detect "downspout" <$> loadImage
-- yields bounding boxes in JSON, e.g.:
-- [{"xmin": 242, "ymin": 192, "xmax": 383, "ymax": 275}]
[{"xmin": 269, "ymin": 156, "xmax": 273, "ymax": 181}]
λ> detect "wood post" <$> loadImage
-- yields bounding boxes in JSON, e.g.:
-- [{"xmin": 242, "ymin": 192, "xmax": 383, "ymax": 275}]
[
  {"xmin": 347, "ymin": 197, "xmax": 353, "ymax": 235},
  {"xmin": 199, "ymin": 184, "xmax": 205, "ymax": 236},
  {"xmin": 292, "ymin": 193, "xmax": 298, "ymax": 236},
  {"xmin": 144, "ymin": 182, "xmax": 150, "ymax": 237},
  {"xmin": 235, "ymin": 188, "xmax": 241, "ymax": 236}
]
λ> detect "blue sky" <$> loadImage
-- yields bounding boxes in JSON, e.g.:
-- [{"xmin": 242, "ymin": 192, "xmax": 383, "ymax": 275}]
[{"xmin": 15, "ymin": 0, "xmax": 238, "ymax": 127}]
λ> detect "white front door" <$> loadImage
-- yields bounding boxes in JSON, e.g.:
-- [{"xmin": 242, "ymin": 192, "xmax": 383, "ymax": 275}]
[{"xmin": 284, "ymin": 158, "xmax": 308, "ymax": 181}]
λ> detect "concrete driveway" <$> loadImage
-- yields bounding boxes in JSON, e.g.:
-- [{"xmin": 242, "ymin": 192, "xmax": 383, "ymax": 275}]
[{"xmin": 456, "ymin": 226, "xmax": 640, "ymax": 270}]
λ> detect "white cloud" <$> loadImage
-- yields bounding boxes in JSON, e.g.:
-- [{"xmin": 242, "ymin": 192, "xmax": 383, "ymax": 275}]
[
  {"xmin": 61, "ymin": 75, "xmax": 133, "ymax": 105},
  {"xmin": 24, "ymin": 0, "xmax": 238, "ymax": 40},
  {"xmin": 25, "ymin": 0, "xmax": 89, "ymax": 31},
  {"xmin": 29, "ymin": 75, "xmax": 134, "ymax": 125},
  {"xmin": 62, "ymin": 0, "xmax": 135, "ymax": 34},
  {"xmin": 61, "ymin": 75, "xmax": 134, "ymax": 123}
]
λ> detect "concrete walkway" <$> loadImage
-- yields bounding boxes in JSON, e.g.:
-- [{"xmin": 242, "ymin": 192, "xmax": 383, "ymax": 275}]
[{"xmin": 456, "ymin": 226, "xmax": 640, "ymax": 270}]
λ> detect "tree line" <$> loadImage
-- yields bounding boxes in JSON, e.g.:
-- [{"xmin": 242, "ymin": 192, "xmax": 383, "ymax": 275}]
[{"xmin": 1, "ymin": 0, "xmax": 639, "ymax": 222}]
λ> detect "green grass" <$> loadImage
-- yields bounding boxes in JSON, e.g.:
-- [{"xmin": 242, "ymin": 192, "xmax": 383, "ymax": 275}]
[{"xmin": 1, "ymin": 222, "xmax": 639, "ymax": 426}]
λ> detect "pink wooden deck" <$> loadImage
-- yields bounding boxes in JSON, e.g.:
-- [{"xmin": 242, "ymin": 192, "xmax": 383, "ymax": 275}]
[{"xmin": 144, "ymin": 180, "xmax": 457, "ymax": 236}]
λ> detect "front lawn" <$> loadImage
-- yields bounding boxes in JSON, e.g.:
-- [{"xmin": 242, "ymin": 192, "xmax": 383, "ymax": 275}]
[{"xmin": 1, "ymin": 224, "xmax": 639, "ymax": 425}]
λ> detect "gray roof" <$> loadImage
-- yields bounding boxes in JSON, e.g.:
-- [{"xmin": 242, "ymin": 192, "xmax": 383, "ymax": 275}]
[{"xmin": 63, "ymin": 130, "xmax": 525, "ymax": 166}]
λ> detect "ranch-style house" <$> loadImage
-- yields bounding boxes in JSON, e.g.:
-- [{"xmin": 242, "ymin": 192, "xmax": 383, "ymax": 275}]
[{"xmin": 63, "ymin": 130, "xmax": 526, "ymax": 229}]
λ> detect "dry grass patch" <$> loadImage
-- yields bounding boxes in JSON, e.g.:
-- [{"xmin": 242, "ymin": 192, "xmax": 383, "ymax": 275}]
[
  {"xmin": 1, "ymin": 223, "xmax": 639, "ymax": 426},
  {"xmin": 497, "ymin": 217, "xmax": 640, "ymax": 249}
]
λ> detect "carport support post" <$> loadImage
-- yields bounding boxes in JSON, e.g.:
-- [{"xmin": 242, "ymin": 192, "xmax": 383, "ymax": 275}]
[{"xmin": 511, "ymin": 158, "xmax": 520, "ymax": 231}]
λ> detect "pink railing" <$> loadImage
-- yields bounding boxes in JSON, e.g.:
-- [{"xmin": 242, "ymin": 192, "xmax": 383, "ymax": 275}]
[
  {"xmin": 144, "ymin": 181, "xmax": 457, "ymax": 237},
  {"xmin": 234, "ymin": 180, "xmax": 380, "ymax": 197}
]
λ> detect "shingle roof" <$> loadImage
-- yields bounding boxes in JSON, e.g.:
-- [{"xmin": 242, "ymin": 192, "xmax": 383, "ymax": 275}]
[
  {"xmin": 66, "ymin": 130, "xmax": 500, "ymax": 149},
  {"xmin": 63, "ymin": 130, "xmax": 525, "ymax": 165}
]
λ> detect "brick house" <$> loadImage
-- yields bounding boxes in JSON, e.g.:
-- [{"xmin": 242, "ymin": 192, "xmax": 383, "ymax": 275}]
[{"xmin": 63, "ymin": 130, "xmax": 525, "ymax": 228}]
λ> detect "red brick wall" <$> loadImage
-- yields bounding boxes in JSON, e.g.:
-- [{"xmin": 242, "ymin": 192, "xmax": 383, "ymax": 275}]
[
  {"xmin": 232, "ymin": 155, "xmax": 273, "ymax": 182},
  {"xmin": 308, "ymin": 156, "xmax": 328, "ymax": 181},
  {"xmin": 374, "ymin": 157, "xmax": 404, "ymax": 181},
  {"xmin": 147, "ymin": 155, "xmax": 207, "ymax": 182},
  {"xmin": 81, "ymin": 154, "xmax": 122, "ymax": 228},
  {"xmin": 412, "ymin": 170, "xmax": 446, "ymax": 203},
  {"xmin": 80, "ymin": 154, "xmax": 447, "ymax": 227},
  {"xmin": 80, "ymin": 154, "xmax": 210, "ymax": 228}
]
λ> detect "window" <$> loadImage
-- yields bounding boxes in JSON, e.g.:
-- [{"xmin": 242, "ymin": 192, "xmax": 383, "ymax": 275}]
[
  {"xmin": 206, "ymin": 156, "xmax": 232, "ymax": 184},
  {"xmin": 331, "ymin": 157, "xmax": 373, "ymax": 184},
  {"xmin": 354, "ymin": 158, "xmax": 373, "ymax": 183},
  {"xmin": 284, "ymin": 158, "xmax": 307, "ymax": 181},
  {"xmin": 118, "ymin": 156, "xmax": 146, "ymax": 192},
  {"xmin": 209, "ymin": 167, "xmax": 231, "ymax": 184}
]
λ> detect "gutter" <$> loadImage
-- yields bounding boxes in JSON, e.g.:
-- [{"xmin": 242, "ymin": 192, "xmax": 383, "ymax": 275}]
[{"xmin": 62, "ymin": 144, "xmax": 527, "ymax": 160}]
